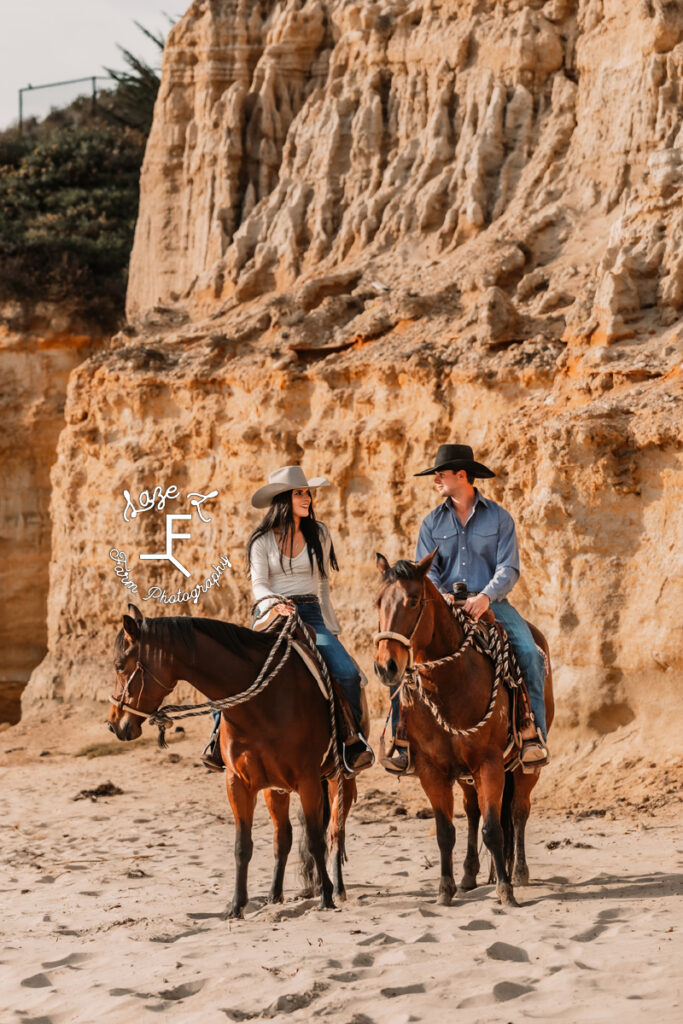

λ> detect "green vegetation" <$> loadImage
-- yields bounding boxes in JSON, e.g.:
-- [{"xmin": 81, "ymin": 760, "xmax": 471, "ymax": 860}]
[{"xmin": 0, "ymin": 23, "xmax": 166, "ymax": 331}]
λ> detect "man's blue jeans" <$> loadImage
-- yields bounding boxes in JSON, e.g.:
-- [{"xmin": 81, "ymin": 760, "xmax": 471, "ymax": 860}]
[
  {"xmin": 388, "ymin": 598, "xmax": 547, "ymax": 741},
  {"xmin": 210, "ymin": 598, "xmax": 363, "ymax": 739},
  {"xmin": 491, "ymin": 599, "xmax": 547, "ymax": 740}
]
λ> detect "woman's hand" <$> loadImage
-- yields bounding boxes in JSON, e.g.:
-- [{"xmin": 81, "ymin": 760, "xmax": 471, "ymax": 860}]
[{"xmin": 274, "ymin": 602, "xmax": 295, "ymax": 616}]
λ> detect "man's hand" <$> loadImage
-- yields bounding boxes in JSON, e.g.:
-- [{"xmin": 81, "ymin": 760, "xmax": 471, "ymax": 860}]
[
  {"xmin": 443, "ymin": 593, "xmax": 456, "ymax": 607},
  {"xmin": 463, "ymin": 593, "xmax": 490, "ymax": 621}
]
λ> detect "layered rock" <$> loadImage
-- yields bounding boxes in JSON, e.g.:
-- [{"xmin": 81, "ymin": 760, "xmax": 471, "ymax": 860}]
[
  {"xmin": 17, "ymin": 0, "xmax": 683, "ymax": 760},
  {"xmin": 0, "ymin": 304, "xmax": 100, "ymax": 721}
]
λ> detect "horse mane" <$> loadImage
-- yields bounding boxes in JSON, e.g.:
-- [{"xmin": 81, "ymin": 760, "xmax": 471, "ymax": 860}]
[
  {"xmin": 142, "ymin": 616, "xmax": 276, "ymax": 664},
  {"xmin": 381, "ymin": 559, "xmax": 425, "ymax": 583}
]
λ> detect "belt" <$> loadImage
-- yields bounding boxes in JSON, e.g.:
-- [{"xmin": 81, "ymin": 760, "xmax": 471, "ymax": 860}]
[{"xmin": 289, "ymin": 594, "xmax": 319, "ymax": 605}]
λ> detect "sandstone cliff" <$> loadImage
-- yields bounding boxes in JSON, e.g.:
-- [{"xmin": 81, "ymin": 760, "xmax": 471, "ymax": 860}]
[
  {"xmin": 0, "ymin": 303, "xmax": 100, "ymax": 723},
  {"xmin": 18, "ymin": 0, "xmax": 683, "ymax": 767}
]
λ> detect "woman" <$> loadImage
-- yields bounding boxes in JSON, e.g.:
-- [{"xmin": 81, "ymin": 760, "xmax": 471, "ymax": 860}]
[{"xmin": 201, "ymin": 465, "xmax": 373, "ymax": 773}]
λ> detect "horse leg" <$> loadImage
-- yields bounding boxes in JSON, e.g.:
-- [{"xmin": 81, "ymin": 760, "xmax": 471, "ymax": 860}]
[
  {"xmin": 299, "ymin": 778, "xmax": 335, "ymax": 910},
  {"xmin": 327, "ymin": 776, "xmax": 356, "ymax": 902},
  {"xmin": 457, "ymin": 780, "xmax": 481, "ymax": 891},
  {"xmin": 475, "ymin": 760, "xmax": 518, "ymax": 908},
  {"xmin": 263, "ymin": 789, "xmax": 292, "ymax": 904},
  {"xmin": 225, "ymin": 772, "xmax": 257, "ymax": 919},
  {"xmin": 417, "ymin": 765, "xmax": 456, "ymax": 905},
  {"xmin": 511, "ymin": 769, "xmax": 537, "ymax": 886}
]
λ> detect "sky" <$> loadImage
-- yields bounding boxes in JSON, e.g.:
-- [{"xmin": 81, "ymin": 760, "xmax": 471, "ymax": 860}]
[{"xmin": 0, "ymin": 1, "xmax": 185, "ymax": 131}]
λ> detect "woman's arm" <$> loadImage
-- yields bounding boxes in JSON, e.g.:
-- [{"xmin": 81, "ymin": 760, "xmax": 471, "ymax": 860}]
[
  {"xmin": 250, "ymin": 534, "xmax": 281, "ymax": 616},
  {"xmin": 318, "ymin": 525, "xmax": 342, "ymax": 634}
]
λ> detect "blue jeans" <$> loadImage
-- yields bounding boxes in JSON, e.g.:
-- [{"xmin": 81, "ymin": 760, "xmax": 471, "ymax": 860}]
[
  {"xmin": 388, "ymin": 598, "xmax": 547, "ymax": 741},
  {"xmin": 295, "ymin": 599, "xmax": 363, "ymax": 729},
  {"xmin": 491, "ymin": 599, "xmax": 547, "ymax": 740},
  {"xmin": 210, "ymin": 598, "xmax": 363, "ymax": 738}
]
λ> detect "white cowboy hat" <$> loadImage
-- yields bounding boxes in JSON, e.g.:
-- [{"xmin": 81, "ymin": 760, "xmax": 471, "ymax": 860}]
[{"xmin": 250, "ymin": 465, "xmax": 330, "ymax": 509}]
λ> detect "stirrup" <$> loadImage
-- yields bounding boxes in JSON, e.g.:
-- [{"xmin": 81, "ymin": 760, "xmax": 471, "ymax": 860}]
[
  {"xmin": 342, "ymin": 731, "xmax": 375, "ymax": 773},
  {"xmin": 200, "ymin": 738, "xmax": 225, "ymax": 773},
  {"xmin": 380, "ymin": 742, "xmax": 414, "ymax": 776}
]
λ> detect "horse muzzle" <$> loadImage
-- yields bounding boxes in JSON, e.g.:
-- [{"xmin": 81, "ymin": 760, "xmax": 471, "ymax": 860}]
[
  {"xmin": 373, "ymin": 656, "xmax": 405, "ymax": 687},
  {"xmin": 107, "ymin": 706, "xmax": 142, "ymax": 741}
]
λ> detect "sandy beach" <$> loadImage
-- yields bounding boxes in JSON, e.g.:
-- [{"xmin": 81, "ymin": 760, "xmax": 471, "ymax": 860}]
[{"xmin": 1, "ymin": 711, "xmax": 681, "ymax": 1024}]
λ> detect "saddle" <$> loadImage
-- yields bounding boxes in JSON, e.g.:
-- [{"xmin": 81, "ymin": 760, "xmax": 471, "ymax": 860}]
[
  {"xmin": 253, "ymin": 609, "xmax": 363, "ymax": 776},
  {"xmin": 450, "ymin": 595, "xmax": 537, "ymax": 776}
]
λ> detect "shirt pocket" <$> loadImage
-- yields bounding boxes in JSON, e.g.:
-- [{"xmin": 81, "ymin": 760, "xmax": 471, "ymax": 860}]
[
  {"xmin": 469, "ymin": 522, "xmax": 497, "ymax": 560},
  {"xmin": 434, "ymin": 525, "xmax": 459, "ymax": 560}
]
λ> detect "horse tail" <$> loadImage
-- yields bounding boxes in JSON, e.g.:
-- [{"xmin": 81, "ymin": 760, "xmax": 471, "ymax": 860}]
[{"xmin": 297, "ymin": 779, "xmax": 330, "ymax": 896}]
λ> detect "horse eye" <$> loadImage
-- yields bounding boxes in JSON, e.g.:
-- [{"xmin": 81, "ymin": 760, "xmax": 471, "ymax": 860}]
[
  {"xmin": 115, "ymin": 661, "xmax": 125, "ymax": 672},
  {"xmin": 406, "ymin": 598, "xmax": 419, "ymax": 608}
]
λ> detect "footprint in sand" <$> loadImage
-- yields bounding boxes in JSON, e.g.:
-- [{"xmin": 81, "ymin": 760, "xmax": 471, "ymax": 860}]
[
  {"xmin": 486, "ymin": 941, "xmax": 530, "ymax": 962},
  {"xmin": 493, "ymin": 981, "xmax": 535, "ymax": 1002},
  {"xmin": 357, "ymin": 932, "xmax": 401, "ymax": 946},
  {"xmin": 380, "ymin": 982, "xmax": 426, "ymax": 998},
  {"xmin": 157, "ymin": 979, "xmax": 206, "ymax": 1001},
  {"xmin": 20, "ymin": 973, "xmax": 52, "ymax": 989},
  {"xmin": 457, "ymin": 979, "xmax": 535, "ymax": 1008},
  {"xmin": 571, "ymin": 906, "xmax": 623, "ymax": 942},
  {"xmin": 41, "ymin": 952, "xmax": 91, "ymax": 969},
  {"xmin": 460, "ymin": 919, "xmax": 495, "ymax": 931},
  {"xmin": 352, "ymin": 952, "xmax": 374, "ymax": 967}
]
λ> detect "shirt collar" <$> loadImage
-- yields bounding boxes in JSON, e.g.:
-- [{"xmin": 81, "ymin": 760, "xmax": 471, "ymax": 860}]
[{"xmin": 440, "ymin": 488, "xmax": 488, "ymax": 516}]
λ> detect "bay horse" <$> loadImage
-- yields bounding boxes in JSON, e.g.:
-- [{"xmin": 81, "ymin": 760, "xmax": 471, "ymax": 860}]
[
  {"xmin": 107, "ymin": 604, "xmax": 356, "ymax": 918},
  {"xmin": 374, "ymin": 553, "xmax": 554, "ymax": 907}
]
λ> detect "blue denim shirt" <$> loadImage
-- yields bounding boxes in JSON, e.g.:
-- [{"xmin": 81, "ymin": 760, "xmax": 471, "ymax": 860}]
[{"xmin": 415, "ymin": 490, "xmax": 520, "ymax": 602}]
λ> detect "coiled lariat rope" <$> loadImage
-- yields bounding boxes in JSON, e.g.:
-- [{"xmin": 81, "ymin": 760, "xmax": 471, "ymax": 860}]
[
  {"xmin": 146, "ymin": 600, "xmax": 346, "ymax": 859},
  {"xmin": 402, "ymin": 607, "xmax": 523, "ymax": 738}
]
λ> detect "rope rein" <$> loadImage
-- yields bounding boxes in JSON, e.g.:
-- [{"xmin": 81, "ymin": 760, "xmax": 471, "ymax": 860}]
[{"xmin": 403, "ymin": 607, "xmax": 524, "ymax": 739}]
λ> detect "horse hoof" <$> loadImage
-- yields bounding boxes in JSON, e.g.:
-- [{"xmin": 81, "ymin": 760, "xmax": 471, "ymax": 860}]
[
  {"xmin": 436, "ymin": 887, "xmax": 455, "ymax": 906},
  {"xmin": 459, "ymin": 875, "xmax": 478, "ymax": 892},
  {"xmin": 334, "ymin": 889, "xmax": 347, "ymax": 903},
  {"xmin": 228, "ymin": 906, "xmax": 245, "ymax": 920},
  {"xmin": 497, "ymin": 884, "xmax": 519, "ymax": 908},
  {"xmin": 267, "ymin": 893, "xmax": 284, "ymax": 905},
  {"xmin": 319, "ymin": 895, "xmax": 336, "ymax": 911},
  {"xmin": 512, "ymin": 868, "xmax": 530, "ymax": 886},
  {"xmin": 297, "ymin": 886, "xmax": 315, "ymax": 900}
]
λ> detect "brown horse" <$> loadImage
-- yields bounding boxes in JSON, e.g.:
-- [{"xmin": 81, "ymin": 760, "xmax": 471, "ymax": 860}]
[
  {"xmin": 374, "ymin": 553, "xmax": 554, "ymax": 907},
  {"xmin": 107, "ymin": 604, "xmax": 356, "ymax": 918}
]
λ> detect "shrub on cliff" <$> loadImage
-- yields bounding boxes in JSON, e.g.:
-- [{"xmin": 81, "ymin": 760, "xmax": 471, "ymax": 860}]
[
  {"xmin": 0, "ymin": 22, "xmax": 166, "ymax": 332},
  {"xmin": 0, "ymin": 122, "xmax": 145, "ymax": 330}
]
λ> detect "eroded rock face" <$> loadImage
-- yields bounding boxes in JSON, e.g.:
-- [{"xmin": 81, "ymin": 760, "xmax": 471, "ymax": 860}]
[
  {"xmin": 0, "ymin": 308, "xmax": 100, "ymax": 722},
  {"xmin": 18, "ymin": 0, "xmax": 683, "ymax": 756}
]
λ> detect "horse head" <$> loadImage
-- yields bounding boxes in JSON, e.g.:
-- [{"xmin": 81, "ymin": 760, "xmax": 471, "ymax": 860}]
[
  {"xmin": 108, "ymin": 603, "xmax": 176, "ymax": 741},
  {"xmin": 373, "ymin": 551, "xmax": 437, "ymax": 686}
]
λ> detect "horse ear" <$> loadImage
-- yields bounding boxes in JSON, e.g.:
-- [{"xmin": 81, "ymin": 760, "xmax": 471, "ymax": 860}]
[
  {"xmin": 127, "ymin": 603, "xmax": 143, "ymax": 623},
  {"xmin": 416, "ymin": 548, "xmax": 437, "ymax": 575},
  {"xmin": 376, "ymin": 552, "xmax": 391, "ymax": 576},
  {"xmin": 122, "ymin": 614, "xmax": 140, "ymax": 643}
]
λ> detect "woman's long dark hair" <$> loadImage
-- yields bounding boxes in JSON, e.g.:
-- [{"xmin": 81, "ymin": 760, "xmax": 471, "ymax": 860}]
[{"xmin": 247, "ymin": 491, "xmax": 338, "ymax": 577}]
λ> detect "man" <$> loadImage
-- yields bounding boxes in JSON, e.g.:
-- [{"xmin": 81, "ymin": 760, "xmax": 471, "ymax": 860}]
[{"xmin": 381, "ymin": 443, "xmax": 548, "ymax": 773}]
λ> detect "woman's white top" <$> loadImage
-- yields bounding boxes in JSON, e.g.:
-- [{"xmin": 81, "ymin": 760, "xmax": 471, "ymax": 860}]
[{"xmin": 250, "ymin": 526, "xmax": 342, "ymax": 634}]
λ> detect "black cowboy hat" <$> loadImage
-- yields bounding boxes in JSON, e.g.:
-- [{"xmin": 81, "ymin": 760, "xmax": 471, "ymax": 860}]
[{"xmin": 414, "ymin": 444, "xmax": 496, "ymax": 478}]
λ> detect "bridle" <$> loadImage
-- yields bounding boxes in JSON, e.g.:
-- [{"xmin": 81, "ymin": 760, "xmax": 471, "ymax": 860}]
[
  {"xmin": 110, "ymin": 643, "xmax": 175, "ymax": 720},
  {"xmin": 373, "ymin": 591, "xmax": 432, "ymax": 669}
]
